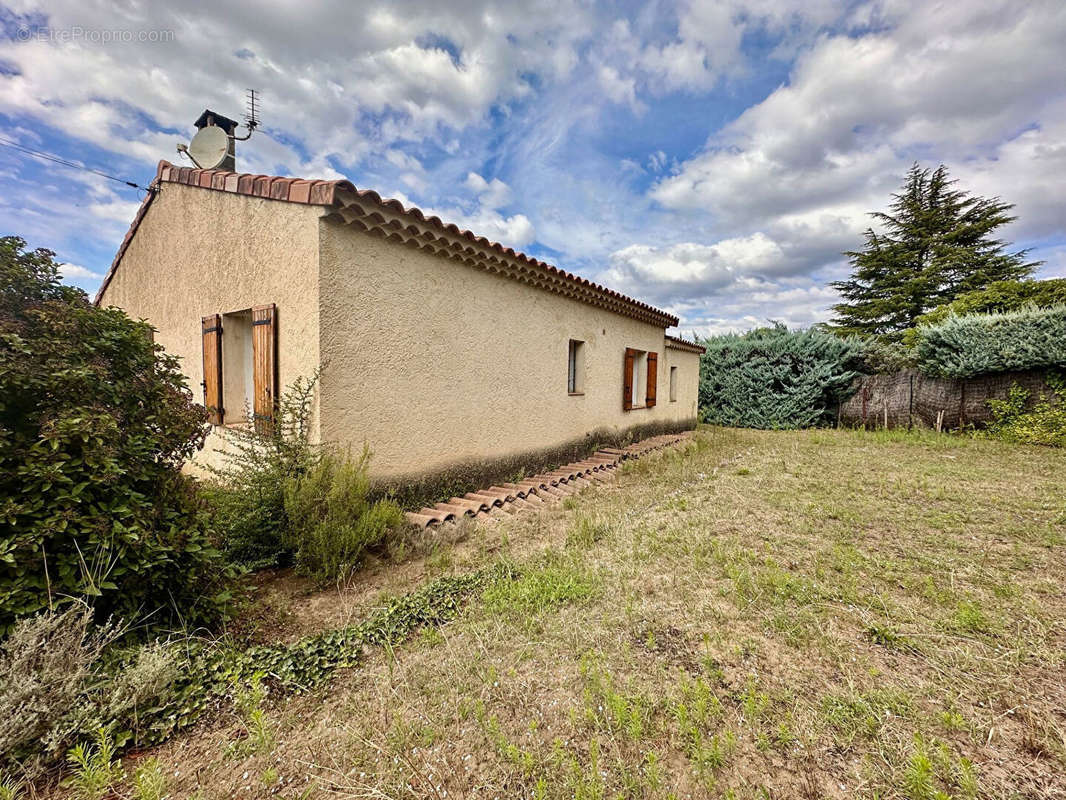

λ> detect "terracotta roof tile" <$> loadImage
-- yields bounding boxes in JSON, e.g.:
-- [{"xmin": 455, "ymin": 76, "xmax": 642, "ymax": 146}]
[
  {"xmin": 403, "ymin": 431, "xmax": 690, "ymax": 529},
  {"xmin": 665, "ymin": 334, "xmax": 705, "ymax": 354},
  {"xmin": 95, "ymin": 160, "xmax": 680, "ymax": 329}
]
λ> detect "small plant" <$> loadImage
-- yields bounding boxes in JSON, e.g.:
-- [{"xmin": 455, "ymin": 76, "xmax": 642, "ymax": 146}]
[
  {"xmin": 983, "ymin": 373, "xmax": 1066, "ymax": 447},
  {"xmin": 206, "ymin": 372, "xmax": 322, "ymax": 569},
  {"xmin": 567, "ymin": 514, "xmax": 611, "ymax": 548},
  {"xmin": 0, "ymin": 605, "xmax": 121, "ymax": 777},
  {"xmin": 0, "ymin": 775, "xmax": 24, "ymax": 800},
  {"xmin": 131, "ymin": 758, "xmax": 167, "ymax": 800},
  {"xmin": 229, "ymin": 673, "xmax": 274, "ymax": 756},
  {"xmin": 283, "ymin": 447, "xmax": 404, "ymax": 581},
  {"xmin": 64, "ymin": 728, "xmax": 124, "ymax": 800}
]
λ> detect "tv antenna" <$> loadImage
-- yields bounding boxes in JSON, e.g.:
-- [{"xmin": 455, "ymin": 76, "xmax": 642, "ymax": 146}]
[
  {"xmin": 176, "ymin": 89, "xmax": 261, "ymax": 168},
  {"xmin": 234, "ymin": 88, "xmax": 260, "ymax": 142}
]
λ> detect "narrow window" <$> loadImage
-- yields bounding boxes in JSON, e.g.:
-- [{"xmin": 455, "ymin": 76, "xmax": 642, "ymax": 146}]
[
  {"xmin": 221, "ymin": 310, "xmax": 255, "ymax": 424},
  {"xmin": 669, "ymin": 366, "xmax": 678, "ymax": 402},
  {"xmin": 568, "ymin": 339, "xmax": 585, "ymax": 394},
  {"xmin": 630, "ymin": 350, "xmax": 648, "ymax": 408}
]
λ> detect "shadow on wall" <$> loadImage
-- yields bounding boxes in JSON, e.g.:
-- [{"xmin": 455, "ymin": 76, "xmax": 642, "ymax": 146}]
[
  {"xmin": 373, "ymin": 418, "xmax": 697, "ymax": 511},
  {"xmin": 837, "ymin": 369, "xmax": 1055, "ymax": 431}
]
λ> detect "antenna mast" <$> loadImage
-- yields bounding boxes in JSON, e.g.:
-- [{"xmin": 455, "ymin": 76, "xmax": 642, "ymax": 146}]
[{"xmin": 233, "ymin": 89, "xmax": 259, "ymax": 141}]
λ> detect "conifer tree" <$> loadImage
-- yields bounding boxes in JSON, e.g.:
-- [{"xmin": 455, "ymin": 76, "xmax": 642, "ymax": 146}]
[{"xmin": 831, "ymin": 164, "xmax": 1037, "ymax": 339}]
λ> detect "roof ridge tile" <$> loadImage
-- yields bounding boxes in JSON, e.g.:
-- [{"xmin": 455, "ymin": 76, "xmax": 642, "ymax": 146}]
[{"xmin": 96, "ymin": 160, "xmax": 680, "ymax": 328}]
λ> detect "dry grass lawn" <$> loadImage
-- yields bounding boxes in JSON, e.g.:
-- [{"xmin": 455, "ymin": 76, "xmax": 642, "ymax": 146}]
[{"xmin": 110, "ymin": 427, "xmax": 1066, "ymax": 799}]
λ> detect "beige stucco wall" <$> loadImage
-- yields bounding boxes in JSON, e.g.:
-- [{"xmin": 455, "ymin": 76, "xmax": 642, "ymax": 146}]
[
  {"xmin": 317, "ymin": 220, "xmax": 700, "ymax": 479},
  {"xmin": 97, "ymin": 183, "xmax": 323, "ymax": 473}
]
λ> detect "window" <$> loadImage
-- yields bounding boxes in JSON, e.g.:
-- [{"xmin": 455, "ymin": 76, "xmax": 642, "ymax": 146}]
[
  {"xmin": 568, "ymin": 339, "xmax": 585, "ymax": 394},
  {"xmin": 623, "ymin": 349, "xmax": 657, "ymax": 410},
  {"xmin": 201, "ymin": 303, "xmax": 277, "ymax": 429},
  {"xmin": 221, "ymin": 310, "xmax": 255, "ymax": 423},
  {"xmin": 632, "ymin": 350, "xmax": 647, "ymax": 407},
  {"xmin": 669, "ymin": 366, "xmax": 678, "ymax": 402}
]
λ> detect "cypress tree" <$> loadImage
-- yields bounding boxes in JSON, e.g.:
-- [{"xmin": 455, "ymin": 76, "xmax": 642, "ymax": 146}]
[{"xmin": 831, "ymin": 164, "xmax": 1038, "ymax": 340}]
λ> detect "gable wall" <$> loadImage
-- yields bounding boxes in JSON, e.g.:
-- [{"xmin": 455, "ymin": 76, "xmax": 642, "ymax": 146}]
[
  {"xmin": 318, "ymin": 220, "xmax": 699, "ymax": 480},
  {"xmin": 97, "ymin": 183, "xmax": 324, "ymax": 472}
]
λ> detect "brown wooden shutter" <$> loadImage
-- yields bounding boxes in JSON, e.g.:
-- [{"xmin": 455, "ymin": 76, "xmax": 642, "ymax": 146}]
[
  {"xmin": 201, "ymin": 314, "xmax": 223, "ymax": 425},
  {"xmin": 623, "ymin": 348, "xmax": 636, "ymax": 411},
  {"xmin": 646, "ymin": 352, "xmax": 658, "ymax": 408},
  {"xmin": 252, "ymin": 303, "xmax": 277, "ymax": 434}
]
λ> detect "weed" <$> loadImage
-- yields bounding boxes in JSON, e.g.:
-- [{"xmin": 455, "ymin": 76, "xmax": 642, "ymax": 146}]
[
  {"xmin": 579, "ymin": 653, "xmax": 651, "ymax": 741},
  {"xmin": 0, "ymin": 775, "xmax": 23, "ymax": 800},
  {"xmin": 131, "ymin": 758, "xmax": 167, "ymax": 800},
  {"xmin": 228, "ymin": 672, "xmax": 274, "ymax": 756},
  {"xmin": 951, "ymin": 599, "xmax": 996, "ymax": 636},
  {"xmin": 63, "ymin": 728, "xmax": 124, "ymax": 800},
  {"xmin": 865, "ymin": 623, "xmax": 905, "ymax": 649},
  {"xmin": 482, "ymin": 555, "xmax": 599, "ymax": 616},
  {"xmin": 821, "ymin": 690, "xmax": 912, "ymax": 749},
  {"xmin": 567, "ymin": 514, "xmax": 611, "ymax": 549}
]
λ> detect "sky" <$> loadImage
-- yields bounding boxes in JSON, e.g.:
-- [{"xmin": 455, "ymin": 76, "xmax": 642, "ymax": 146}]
[{"xmin": 0, "ymin": 0, "xmax": 1064, "ymax": 336}]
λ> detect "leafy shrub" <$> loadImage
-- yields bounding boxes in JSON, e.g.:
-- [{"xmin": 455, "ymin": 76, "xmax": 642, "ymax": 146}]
[
  {"xmin": 914, "ymin": 305, "xmax": 1066, "ymax": 378},
  {"xmin": 912, "ymin": 278, "xmax": 1066, "ymax": 330},
  {"xmin": 283, "ymin": 448, "xmax": 404, "ymax": 580},
  {"xmin": 699, "ymin": 324, "xmax": 864, "ymax": 429},
  {"xmin": 0, "ymin": 604, "xmax": 182, "ymax": 779},
  {"xmin": 983, "ymin": 373, "xmax": 1066, "ymax": 447},
  {"xmin": 0, "ymin": 236, "xmax": 234, "ymax": 632},
  {"xmin": 859, "ymin": 337, "xmax": 916, "ymax": 374},
  {"xmin": 0, "ymin": 605, "xmax": 117, "ymax": 776},
  {"xmin": 208, "ymin": 375, "xmax": 402, "ymax": 578},
  {"xmin": 205, "ymin": 374, "xmax": 320, "ymax": 568}
]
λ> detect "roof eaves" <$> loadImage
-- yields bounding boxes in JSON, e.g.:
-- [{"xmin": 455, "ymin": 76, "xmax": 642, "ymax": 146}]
[{"xmin": 98, "ymin": 160, "xmax": 680, "ymax": 329}]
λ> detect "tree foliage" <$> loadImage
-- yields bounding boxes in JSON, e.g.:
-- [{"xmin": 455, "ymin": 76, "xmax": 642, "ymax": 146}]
[
  {"xmin": 831, "ymin": 164, "xmax": 1038, "ymax": 340},
  {"xmin": 0, "ymin": 236, "xmax": 233, "ymax": 633},
  {"xmin": 698, "ymin": 324, "xmax": 864, "ymax": 429},
  {"xmin": 911, "ymin": 278, "xmax": 1066, "ymax": 330},
  {"xmin": 914, "ymin": 305, "xmax": 1066, "ymax": 378}
]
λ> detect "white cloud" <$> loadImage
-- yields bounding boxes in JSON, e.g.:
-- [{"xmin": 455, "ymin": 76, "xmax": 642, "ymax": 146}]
[
  {"xmin": 60, "ymin": 262, "xmax": 104, "ymax": 280},
  {"xmin": 0, "ymin": 0, "xmax": 1062, "ymax": 334}
]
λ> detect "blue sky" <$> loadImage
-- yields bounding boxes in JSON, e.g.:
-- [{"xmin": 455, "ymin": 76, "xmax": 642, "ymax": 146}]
[{"xmin": 1, "ymin": 0, "xmax": 1064, "ymax": 334}]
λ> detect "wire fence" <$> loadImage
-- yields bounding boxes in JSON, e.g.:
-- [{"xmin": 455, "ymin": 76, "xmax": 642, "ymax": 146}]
[{"xmin": 837, "ymin": 369, "xmax": 1054, "ymax": 431}]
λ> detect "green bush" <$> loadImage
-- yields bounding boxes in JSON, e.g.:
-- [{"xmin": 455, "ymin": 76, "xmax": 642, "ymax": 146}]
[
  {"xmin": 207, "ymin": 374, "xmax": 402, "ymax": 578},
  {"xmin": 282, "ymin": 449, "xmax": 404, "ymax": 580},
  {"xmin": 983, "ymin": 373, "xmax": 1066, "ymax": 447},
  {"xmin": 0, "ymin": 236, "xmax": 234, "ymax": 633},
  {"xmin": 912, "ymin": 278, "xmax": 1066, "ymax": 330},
  {"xmin": 699, "ymin": 324, "xmax": 864, "ymax": 429},
  {"xmin": 914, "ymin": 305, "xmax": 1066, "ymax": 378},
  {"xmin": 205, "ymin": 374, "xmax": 319, "ymax": 568}
]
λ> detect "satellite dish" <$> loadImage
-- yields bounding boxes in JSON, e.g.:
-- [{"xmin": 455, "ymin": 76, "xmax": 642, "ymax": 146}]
[{"xmin": 187, "ymin": 125, "xmax": 229, "ymax": 169}]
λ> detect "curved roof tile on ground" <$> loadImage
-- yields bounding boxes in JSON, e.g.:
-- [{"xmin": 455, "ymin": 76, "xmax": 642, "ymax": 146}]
[
  {"xmin": 405, "ymin": 432, "xmax": 691, "ymax": 529},
  {"xmin": 96, "ymin": 160, "xmax": 679, "ymax": 329}
]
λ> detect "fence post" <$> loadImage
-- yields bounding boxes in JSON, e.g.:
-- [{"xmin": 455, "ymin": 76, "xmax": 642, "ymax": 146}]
[{"xmin": 908, "ymin": 373, "xmax": 914, "ymax": 430}]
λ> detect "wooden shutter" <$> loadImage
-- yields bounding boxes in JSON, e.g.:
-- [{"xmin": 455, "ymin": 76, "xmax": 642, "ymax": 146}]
[
  {"xmin": 646, "ymin": 352, "xmax": 658, "ymax": 408},
  {"xmin": 252, "ymin": 303, "xmax": 277, "ymax": 434},
  {"xmin": 201, "ymin": 314, "xmax": 223, "ymax": 425},
  {"xmin": 623, "ymin": 348, "xmax": 636, "ymax": 411}
]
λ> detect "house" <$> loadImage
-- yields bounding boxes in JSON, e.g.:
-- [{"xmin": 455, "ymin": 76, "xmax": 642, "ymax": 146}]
[{"xmin": 96, "ymin": 137, "xmax": 704, "ymax": 494}]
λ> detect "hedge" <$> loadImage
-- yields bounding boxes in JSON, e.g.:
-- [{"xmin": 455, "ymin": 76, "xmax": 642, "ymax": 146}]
[
  {"xmin": 914, "ymin": 305, "xmax": 1066, "ymax": 378},
  {"xmin": 698, "ymin": 324, "xmax": 864, "ymax": 429}
]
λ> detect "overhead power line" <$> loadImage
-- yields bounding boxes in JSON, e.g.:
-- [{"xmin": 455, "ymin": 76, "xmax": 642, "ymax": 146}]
[{"xmin": 0, "ymin": 134, "xmax": 149, "ymax": 191}]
